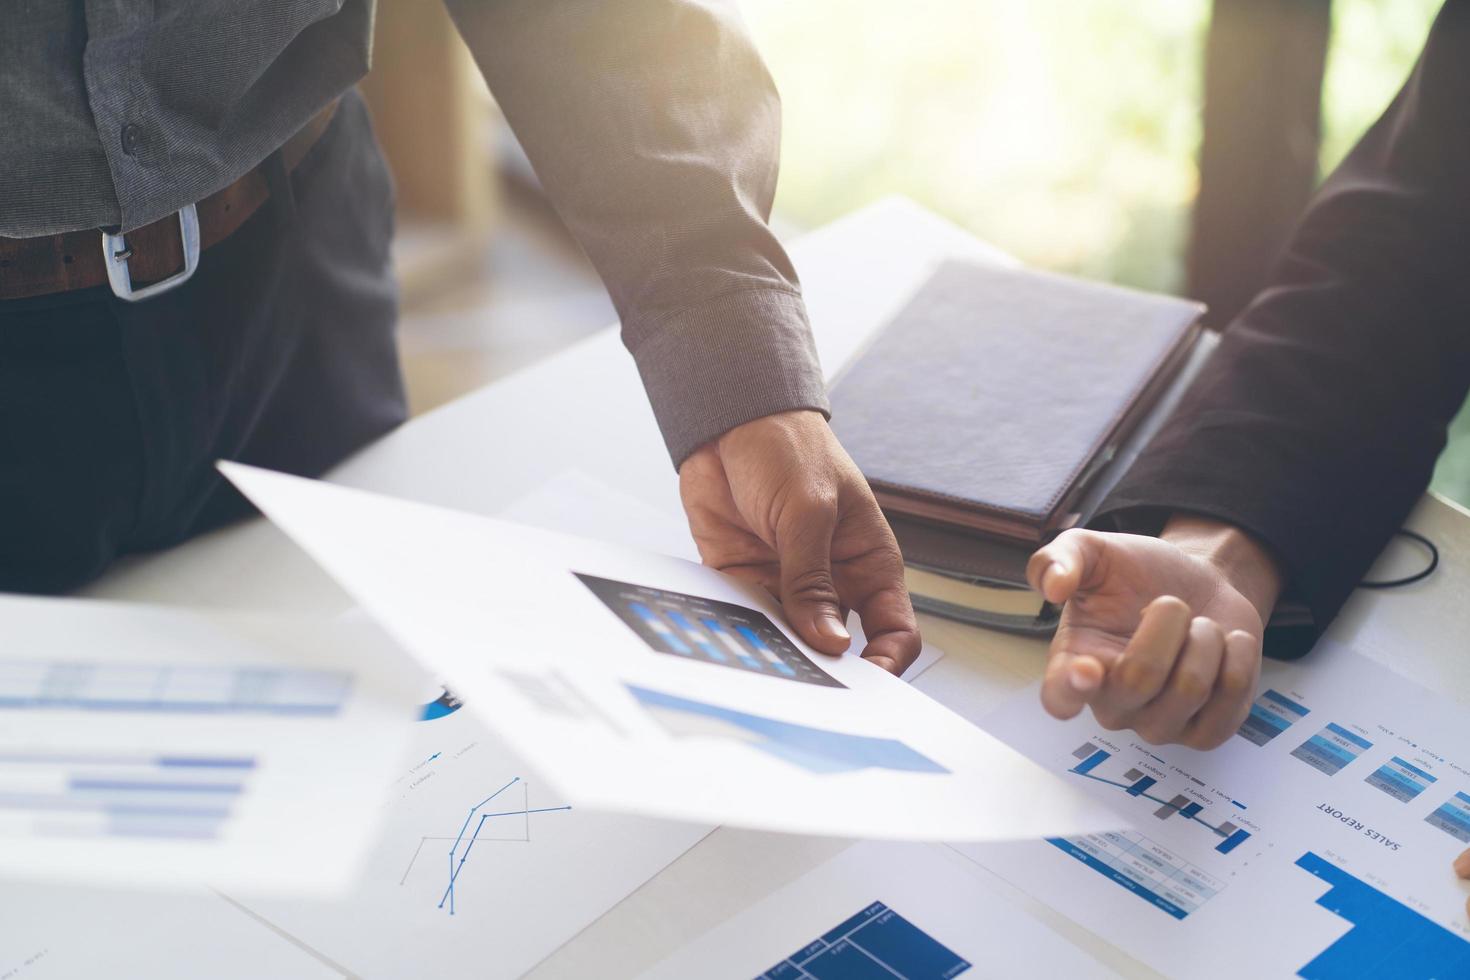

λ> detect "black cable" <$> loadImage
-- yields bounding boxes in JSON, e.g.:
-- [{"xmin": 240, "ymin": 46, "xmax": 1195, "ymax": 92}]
[{"xmin": 1359, "ymin": 528, "xmax": 1439, "ymax": 589}]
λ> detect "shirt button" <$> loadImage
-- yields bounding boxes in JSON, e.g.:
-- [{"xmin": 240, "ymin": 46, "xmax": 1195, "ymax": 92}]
[{"xmin": 120, "ymin": 124, "xmax": 141, "ymax": 156}]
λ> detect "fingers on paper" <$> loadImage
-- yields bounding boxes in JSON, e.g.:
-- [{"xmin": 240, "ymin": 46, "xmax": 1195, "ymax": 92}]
[
  {"xmin": 853, "ymin": 578, "xmax": 922, "ymax": 676},
  {"xmin": 776, "ymin": 499, "xmax": 850, "ymax": 656}
]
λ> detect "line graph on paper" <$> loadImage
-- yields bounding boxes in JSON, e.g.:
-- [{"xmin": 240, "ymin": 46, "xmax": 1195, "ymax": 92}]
[{"xmin": 398, "ymin": 776, "xmax": 571, "ymax": 915}]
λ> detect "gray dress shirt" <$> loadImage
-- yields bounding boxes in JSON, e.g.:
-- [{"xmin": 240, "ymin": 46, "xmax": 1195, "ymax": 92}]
[{"xmin": 1, "ymin": 0, "xmax": 829, "ymax": 465}]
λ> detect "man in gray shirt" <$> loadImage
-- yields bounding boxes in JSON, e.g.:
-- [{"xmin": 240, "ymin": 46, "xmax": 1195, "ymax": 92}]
[{"xmin": 0, "ymin": 0, "xmax": 920, "ymax": 673}]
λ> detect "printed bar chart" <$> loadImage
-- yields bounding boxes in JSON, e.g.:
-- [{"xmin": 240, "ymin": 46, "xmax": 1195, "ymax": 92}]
[
  {"xmin": 1424, "ymin": 792, "xmax": 1470, "ymax": 843},
  {"xmin": 1071, "ymin": 743, "xmax": 1109, "ymax": 775},
  {"xmin": 1237, "ymin": 689, "xmax": 1310, "ymax": 746},
  {"xmin": 0, "ymin": 660, "xmax": 351, "ymax": 716},
  {"xmin": 577, "ymin": 574, "xmax": 845, "ymax": 687},
  {"xmin": 1154, "ymin": 794, "xmax": 1190, "ymax": 820},
  {"xmin": 1364, "ymin": 756, "xmax": 1437, "ymax": 802},
  {"xmin": 1044, "ymin": 831, "xmax": 1224, "ymax": 920},
  {"xmin": 756, "ymin": 900, "xmax": 971, "ymax": 980},
  {"xmin": 1216, "ymin": 828, "xmax": 1251, "ymax": 854},
  {"xmin": 0, "ymin": 749, "xmax": 256, "ymax": 840},
  {"xmin": 1294, "ymin": 852, "xmax": 1470, "ymax": 979},
  {"xmin": 1126, "ymin": 774, "xmax": 1157, "ymax": 797},
  {"xmin": 1065, "ymin": 744, "xmax": 1253, "ymax": 858},
  {"xmin": 1291, "ymin": 723, "xmax": 1373, "ymax": 776}
]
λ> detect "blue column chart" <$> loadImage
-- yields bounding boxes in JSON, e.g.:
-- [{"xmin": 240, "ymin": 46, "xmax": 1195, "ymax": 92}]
[
  {"xmin": 1237, "ymin": 688, "xmax": 1310, "ymax": 746},
  {"xmin": 576, "ymin": 574, "xmax": 844, "ymax": 687},
  {"xmin": 1364, "ymin": 756, "xmax": 1437, "ymax": 803},
  {"xmin": 1066, "ymin": 743, "xmax": 1252, "ymax": 855},
  {"xmin": 756, "ymin": 901, "xmax": 971, "ymax": 980},
  {"xmin": 1425, "ymin": 792, "xmax": 1470, "ymax": 843},
  {"xmin": 1293, "ymin": 852, "xmax": 1470, "ymax": 978},
  {"xmin": 1290, "ymin": 723, "xmax": 1373, "ymax": 776}
]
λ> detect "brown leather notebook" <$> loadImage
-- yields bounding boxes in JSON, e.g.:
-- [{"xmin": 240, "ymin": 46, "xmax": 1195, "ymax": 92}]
[{"xmin": 829, "ymin": 260, "xmax": 1205, "ymax": 546}]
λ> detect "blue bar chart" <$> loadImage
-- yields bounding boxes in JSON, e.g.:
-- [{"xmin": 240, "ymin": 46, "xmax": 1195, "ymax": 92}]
[
  {"xmin": 757, "ymin": 901, "xmax": 971, "ymax": 979},
  {"xmin": 1293, "ymin": 852, "xmax": 1470, "ymax": 978},
  {"xmin": 1290, "ymin": 723, "xmax": 1373, "ymax": 776},
  {"xmin": 1364, "ymin": 756, "xmax": 1437, "ymax": 802},
  {"xmin": 1237, "ymin": 689, "xmax": 1309, "ymax": 746},
  {"xmin": 0, "ymin": 659, "xmax": 350, "ymax": 716},
  {"xmin": 576, "ymin": 574, "xmax": 845, "ymax": 687},
  {"xmin": 1066, "ymin": 744, "xmax": 1252, "ymax": 856},
  {"xmin": 1425, "ymin": 792, "xmax": 1470, "ymax": 843},
  {"xmin": 0, "ymin": 749, "xmax": 256, "ymax": 840}
]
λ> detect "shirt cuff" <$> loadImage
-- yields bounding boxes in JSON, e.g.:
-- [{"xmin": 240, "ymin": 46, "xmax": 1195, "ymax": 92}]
[
  {"xmin": 1092, "ymin": 410, "xmax": 1420, "ymax": 659},
  {"xmin": 628, "ymin": 287, "xmax": 831, "ymax": 467}
]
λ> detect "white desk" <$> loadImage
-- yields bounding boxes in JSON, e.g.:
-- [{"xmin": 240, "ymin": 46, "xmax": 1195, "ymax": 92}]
[{"xmin": 84, "ymin": 198, "xmax": 1470, "ymax": 978}]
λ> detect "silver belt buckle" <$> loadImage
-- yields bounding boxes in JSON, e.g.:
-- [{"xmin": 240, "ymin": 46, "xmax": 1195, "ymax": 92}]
[{"xmin": 101, "ymin": 203, "xmax": 200, "ymax": 302}]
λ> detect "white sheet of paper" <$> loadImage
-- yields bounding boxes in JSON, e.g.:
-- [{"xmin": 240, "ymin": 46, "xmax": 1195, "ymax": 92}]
[
  {"xmin": 498, "ymin": 469, "xmax": 946, "ymax": 682},
  {"xmin": 640, "ymin": 839, "xmax": 1119, "ymax": 980},
  {"xmin": 957, "ymin": 641, "xmax": 1470, "ymax": 978},
  {"xmin": 221, "ymin": 463, "xmax": 1117, "ymax": 842},
  {"xmin": 498, "ymin": 468, "xmax": 701, "ymax": 562},
  {"xmin": 0, "ymin": 884, "xmax": 335, "ymax": 980},
  {"xmin": 229, "ymin": 692, "xmax": 713, "ymax": 980},
  {"xmin": 0, "ymin": 595, "xmax": 418, "ymax": 894}
]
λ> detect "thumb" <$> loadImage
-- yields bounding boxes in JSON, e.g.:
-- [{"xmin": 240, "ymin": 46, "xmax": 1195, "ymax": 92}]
[
  {"xmin": 1027, "ymin": 529, "xmax": 1105, "ymax": 605},
  {"xmin": 777, "ymin": 502, "xmax": 851, "ymax": 656}
]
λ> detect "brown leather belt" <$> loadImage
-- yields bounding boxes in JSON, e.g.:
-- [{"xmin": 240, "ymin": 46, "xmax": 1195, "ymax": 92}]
[{"xmin": 0, "ymin": 99, "xmax": 340, "ymax": 303}]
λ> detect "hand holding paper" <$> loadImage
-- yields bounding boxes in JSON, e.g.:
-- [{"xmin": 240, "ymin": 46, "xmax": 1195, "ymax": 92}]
[{"xmin": 680, "ymin": 409, "xmax": 921, "ymax": 675}]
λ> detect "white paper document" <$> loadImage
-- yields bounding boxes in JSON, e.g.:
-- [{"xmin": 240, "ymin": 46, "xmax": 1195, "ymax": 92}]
[
  {"xmin": 0, "ymin": 884, "xmax": 335, "ymax": 980},
  {"xmin": 229, "ymin": 688, "xmax": 712, "ymax": 980},
  {"xmin": 0, "ymin": 595, "xmax": 418, "ymax": 893},
  {"xmin": 221, "ymin": 463, "xmax": 1115, "ymax": 842},
  {"xmin": 957, "ymin": 641, "xmax": 1470, "ymax": 979},
  {"xmin": 641, "ymin": 840, "xmax": 1118, "ymax": 980},
  {"xmin": 498, "ymin": 468, "xmax": 702, "ymax": 562}
]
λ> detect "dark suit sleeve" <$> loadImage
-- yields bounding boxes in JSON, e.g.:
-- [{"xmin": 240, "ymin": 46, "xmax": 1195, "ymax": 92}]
[
  {"xmin": 1098, "ymin": 3, "xmax": 1470, "ymax": 654},
  {"xmin": 442, "ymin": 0, "xmax": 828, "ymax": 467}
]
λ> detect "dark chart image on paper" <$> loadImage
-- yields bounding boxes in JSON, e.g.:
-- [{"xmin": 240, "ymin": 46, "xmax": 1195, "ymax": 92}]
[{"xmin": 575, "ymin": 574, "xmax": 844, "ymax": 688}]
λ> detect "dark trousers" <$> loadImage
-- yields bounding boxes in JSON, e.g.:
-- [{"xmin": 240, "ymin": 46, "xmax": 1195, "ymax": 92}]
[{"xmin": 0, "ymin": 91, "xmax": 407, "ymax": 593}]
